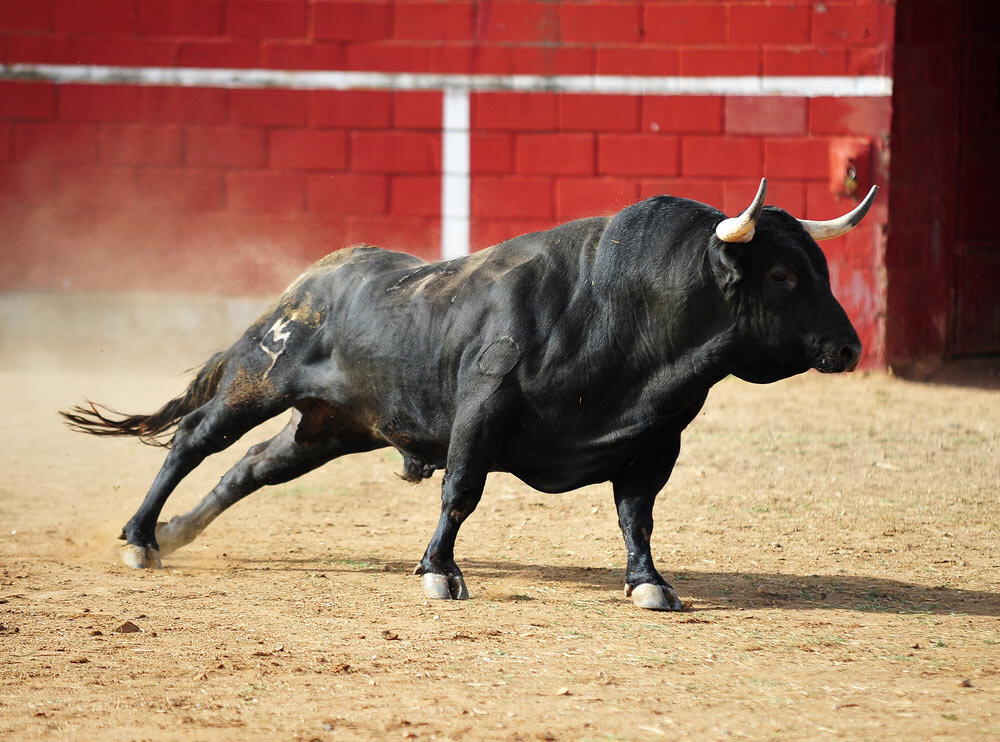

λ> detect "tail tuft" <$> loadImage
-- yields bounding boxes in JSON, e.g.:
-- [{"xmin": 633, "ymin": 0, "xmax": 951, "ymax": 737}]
[{"xmin": 60, "ymin": 350, "xmax": 230, "ymax": 447}]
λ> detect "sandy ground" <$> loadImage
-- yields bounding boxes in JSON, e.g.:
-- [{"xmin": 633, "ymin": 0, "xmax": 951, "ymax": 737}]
[{"xmin": 1, "ymin": 340, "xmax": 998, "ymax": 740}]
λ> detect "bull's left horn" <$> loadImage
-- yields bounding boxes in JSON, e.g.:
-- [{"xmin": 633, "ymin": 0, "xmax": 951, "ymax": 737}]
[
  {"xmin": 715, "ymin": 178, "xmax": 767, "ymax": 243},
  {"xmin": 797, "ymin": 185, "xmax": 879, "ymax": 241}
]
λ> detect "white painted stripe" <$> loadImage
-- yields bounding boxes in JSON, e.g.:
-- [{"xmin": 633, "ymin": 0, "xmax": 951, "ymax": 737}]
[
  {"xmin": 0, "ymin": 63, "xmax": 893, "ymax": 97},
  {"xmin": 441, "ymin": 88, "xmax": 470, "ymax": 261}
]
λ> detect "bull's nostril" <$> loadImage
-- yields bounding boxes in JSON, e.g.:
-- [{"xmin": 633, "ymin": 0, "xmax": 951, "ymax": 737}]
[{"xmin": 839, "ymin": 344, "xmax": 861, "ymax": 371}]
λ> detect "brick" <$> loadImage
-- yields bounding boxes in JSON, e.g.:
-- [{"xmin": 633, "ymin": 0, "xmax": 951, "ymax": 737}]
[
  {"xmin": 472, "ymin": 219, "xmax": 555, "ymax": 251},
  {"xmin": 0, "ymin": 2, "xmax": 52, "ymax": 31},
  {"xmin": 515, "ymin": 133, "xmax": 594, "ymax": 175},
  {"xmin": 346, "ymin": 41, "xmax": 433, "ymax": 73},
  {"xmin": 227, "ymin": 171, "xmax": 305, "ymax": 212},
  {"xmin": 0, "ymin": 82, "xmax": 57, "ymax": 119},
  {"xmin": 679, "ymin": 47, "xmax": 760, "ymax": 76},
  {"xmin": 555, "ymin": 177, "xmax": 639, "ymax": 219},
  {"xmin": 314, "ymin": 1, "xmax": 391, "ymax": 40},
  {"xmin": 142, "ymin": 87, "xmax": 228, "ymax": 124},
  {"xmin": 725, "ymin": 97, "xmax": 807, "ymax": 136},
  {"xmin": 644, "ymin": 3, "xmax": 726, "ymax": 45},
  {"xmin": 261, "ymin": 41, "xmax": 347, "ymax": 70},
  {"xmin": 812, "ymin": 5, "xmax": 889, "ymax": 46},
  {"xmin": 510, "ymin": 45, "xmax": 594, "ymax": 76},
  {"xmin": 14, "ymin": 122, "xmax": 98, "ymax": 164},
  {"xmin": 88, "ymin": 37, "xmax": 182, "ymax": 66},
  {"xmin": 725, "ymin": 179, "xmax": 804, "ymax": 217},
  {"xmin": 598, "ymin": 134, "xmax": 679, "ymax": 176},
  {"xmin": 764, "ymin": 138, "xmax": 829, "ymax": 180},
  {"xmin": 136, "ymin": 169, "xmax": 224, "ymax": 211},
  {"xmin": 227, "ymin": 1, "xmax": 308, "ymax": 38},
  {"xmin": 0, "ymin": 165, "xmax": 60, "ymax": 200},
  {"xmin": 472, "ymin": 176, "xmax": 553, "ymax": 219},
  {"xmin": 471, "ymin": 133, "xmax": 514, "ymax": 174},
  {"xmin": 138, "ymin": 0, "xmax": 224, "ymax": 36},
  {"xmin": 562, "ymin": 3, "xmax": 641, "ymax": 44},
  {"xmin": 6, "ymin": 35, "xmax": 87, "ymax": 64},
  {"xmin": 764, "ymin": 48, "xmax": 848, "ymax": 76},
  {"xmin": 559, "ymin": 94, "xmax": 640, "ymax": 133},
  {"xmin": 178, "ymin": 40, "xmax": 260, "ymax": 68},
  {"xmin": 848, "ymin": 47, "xmax": 890, "ymax": 76},
  {"xmin": 53, "ymin": 0, "xmax": 136, "ymax": 34},
  {"xmin": 229, "ymin": 89, "xmax": 309, "ymax": 126},
  {"xmin": 394, "ymin": 92, "xmax": 441, "ymax": 130},
  {"xmin": 642, "ymin": 96, "xmax": 722, "ymax": 134},
  {"xmin": 313, "ymin": 90, "xmax": 392, "ymax": 128},
  {"xmin": 389, "ymin": 175, "xmax": 440, "ymax": 216},
  {"xmin": 395, "ymin": 2, "xmax": 474, "ymax": 41},
  {"xmin": 56, "ymin": 166, "xmax": 141, "ymax": 209},
  {"xmin": 185, "ymin": 127, "xmax": 267, "ymax": 168},
  {"xmin": 347, "ymin": 215, "xmax": 438, "ymax": 258},
  {"xmin": 809, "ymin": 98, "xmax": 891, "ymax": 136},
  {"xmin": 806, "ymin": 181, "xmax": 872, "ymax": 221},
  {"xmin": 100, "ymin": 124, "xmax": 182, "ymax": 165},
  {"xmin": 682, "ymin": 136, "xmax": 761, "ymax": 177},
  {"xmin": 351, "ymin": 131, "xmax": 440, "ymax": 173},
  {"xmin": 728, "ymin": 4, "xmax": 810, "ymax": 44},
  {"xmin": 269, "ymin": 129, "xmax": 347, "ymax": 170},
  {"xmin": 639, "ymin": 178, "xmax": 724, "ymax": 207},
  {"xmin": 472, "ymin": 93, "xmax": 557, "ymax": 131},
  {"xmin": 59, "ymin": 85, "xmax": 144, "ymax": 122},
  {"xmin": 479, "ymin": 3, "xmax": 559, "ymax": 43},
  {"xmin": 0, "ymin": 124, "xmax": 9, "ymax": 162},
  {"xmin": 307, "ymin": 173, "xmax": 387, "ymax": 214},
  {"xmin": 596, "ymin": 46, "xmax": 677, "ymax": 76}
]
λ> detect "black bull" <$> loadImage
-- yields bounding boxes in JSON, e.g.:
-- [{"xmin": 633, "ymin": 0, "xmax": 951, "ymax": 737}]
[{"xmin": 63, "ymin": 180, "xmax": 876, "ymax": 610}]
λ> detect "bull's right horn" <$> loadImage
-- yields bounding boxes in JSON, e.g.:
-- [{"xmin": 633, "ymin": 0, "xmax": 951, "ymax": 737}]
[
  {"xmin": 715, "ymin": 178, "xmax": 767, "ymax": 243},
  {"xmin": 797, "ymin": 185, "xmax": 879, "ymax": 241}
]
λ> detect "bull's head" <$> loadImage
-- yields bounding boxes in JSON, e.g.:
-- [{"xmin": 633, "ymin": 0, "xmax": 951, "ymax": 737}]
[{"xmin": 711, "ymin": 178, "xmax": 877, "ymax": 383}]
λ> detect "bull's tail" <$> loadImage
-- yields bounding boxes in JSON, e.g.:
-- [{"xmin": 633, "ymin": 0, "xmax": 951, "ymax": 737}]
[{"xmin": 60, "ymin": 350, "xmax": 231, "ymax": 447}]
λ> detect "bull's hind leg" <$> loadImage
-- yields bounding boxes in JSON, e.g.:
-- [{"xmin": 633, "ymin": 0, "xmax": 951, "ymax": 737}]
[
  {"xmin": 154, "ymin": 405, "xmax": 374, "ymax": 558},
  {"xmin": 120, "ymin": 397, "xmax": 291, "ymax": 569}
]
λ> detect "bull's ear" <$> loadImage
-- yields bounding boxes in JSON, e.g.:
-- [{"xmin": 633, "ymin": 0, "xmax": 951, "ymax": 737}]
[{"xmin": 710, "ymin": 242, "xmax": 744, "ymax": 291}]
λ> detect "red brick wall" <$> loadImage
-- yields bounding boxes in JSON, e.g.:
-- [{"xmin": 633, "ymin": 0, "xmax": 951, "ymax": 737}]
[{"xmin": 1, "ymin": 0, "xmax": 895, "ymax": 364}]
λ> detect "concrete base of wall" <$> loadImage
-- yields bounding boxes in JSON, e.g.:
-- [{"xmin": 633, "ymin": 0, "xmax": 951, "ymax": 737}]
[{"xmin": 0, "ymin": 291, "xmax": 271, "ymax": 372}]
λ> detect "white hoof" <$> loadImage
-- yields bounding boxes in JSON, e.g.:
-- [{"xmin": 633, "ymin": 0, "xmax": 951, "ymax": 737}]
[
  {"xmin": 121, "ymin": 544, "xmax": 162, "ymax": 569},
  {"xmin": 629, "ymin": 583, "xmax": 682, "ymax": 611},
  {"xmin": 421, "ymin": 573, "xmax": 469, "ymax": 600}
]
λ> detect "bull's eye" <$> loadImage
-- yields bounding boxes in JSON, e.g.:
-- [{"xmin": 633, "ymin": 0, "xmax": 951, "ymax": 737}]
[{"xmin": 767, "ymin": 267, "xmax": 797, "ymax": 289}]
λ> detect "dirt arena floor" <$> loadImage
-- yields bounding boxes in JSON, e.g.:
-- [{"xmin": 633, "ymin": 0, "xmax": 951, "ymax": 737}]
[{"xmin": 1, "ymin": 335, "xmax": 998, "ymax": 740}]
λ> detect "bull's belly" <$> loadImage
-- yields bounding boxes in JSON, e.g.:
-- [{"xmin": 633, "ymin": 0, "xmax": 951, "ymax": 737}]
[{"xmin": 496, "ymin": 433, "xmax": 661, "ymax": 493}]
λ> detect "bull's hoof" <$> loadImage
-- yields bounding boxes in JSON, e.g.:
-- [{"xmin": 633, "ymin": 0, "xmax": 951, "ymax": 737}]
[
  {"xmin": 121, "ymin": 544, "xmax": 162, "ymax": 570},
  {"xmin": 421, "ymin": 572, "xmax": 469, "ymax": 600},
  {"xmin": 154, "ymin": 517, "xmax": 193, "ymax": 557},
  {"xmin": 626, "ymin": 582, "xmax": 683, "ymax": 611}
]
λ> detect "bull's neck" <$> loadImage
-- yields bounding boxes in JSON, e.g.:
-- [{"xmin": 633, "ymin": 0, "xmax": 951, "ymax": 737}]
[{"xmin": 590, "ymin": 222, "xmax": 735, "ymax": 386}]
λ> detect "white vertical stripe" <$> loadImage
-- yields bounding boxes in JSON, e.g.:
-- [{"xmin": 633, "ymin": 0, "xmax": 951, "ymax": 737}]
[{"xmin": 441, "ymin": 87, "xmax": 471, "ymax": 259}]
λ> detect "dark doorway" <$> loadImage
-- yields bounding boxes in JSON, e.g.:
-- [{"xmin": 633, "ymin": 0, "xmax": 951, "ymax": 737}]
[{"xmin": 887, "ymin": 1, "xmax": 1000, "ymax": 368}]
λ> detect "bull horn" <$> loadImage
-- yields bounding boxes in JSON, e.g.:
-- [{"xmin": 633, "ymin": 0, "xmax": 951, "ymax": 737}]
[
  {"xmin": 797, "ymin": 185, "xmax": 879, "ymax": 241},
  {"xmin": 715, "ymin": 178, "xmax": 767, "ymax": 243}
]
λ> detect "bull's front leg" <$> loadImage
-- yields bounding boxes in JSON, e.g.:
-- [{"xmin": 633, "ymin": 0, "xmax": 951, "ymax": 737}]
[
  {"xmin": 415, "ymin": 397, "xmax": 511, "ymax": 601},
  {"xmin": 612, "ymin": 440, "xmax": 685, "ymax": 611}
]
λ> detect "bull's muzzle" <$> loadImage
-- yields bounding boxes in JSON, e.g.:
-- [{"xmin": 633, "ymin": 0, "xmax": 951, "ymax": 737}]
[{"xmin": 815, "ymin": 339, "xmax": 862, "ymax": 373}]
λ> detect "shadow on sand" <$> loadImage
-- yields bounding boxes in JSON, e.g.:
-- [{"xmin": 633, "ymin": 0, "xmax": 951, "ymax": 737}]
[{"xmin": 230, "ymin": 555, "xmax": 1000, "ymax": 617}]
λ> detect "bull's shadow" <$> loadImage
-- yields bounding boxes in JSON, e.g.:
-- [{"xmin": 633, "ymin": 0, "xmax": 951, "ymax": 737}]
[{"xmin": 233, "ymin": 556, "xmax": 1000, "ymax": 617}]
